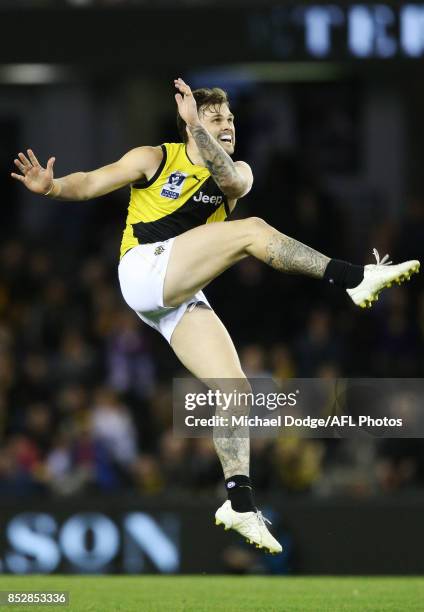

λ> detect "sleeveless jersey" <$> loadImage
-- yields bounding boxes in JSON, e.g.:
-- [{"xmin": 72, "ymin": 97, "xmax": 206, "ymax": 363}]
[{"xmin": 119, "ymin": 142, "xmax": 230, "ymax": 259}]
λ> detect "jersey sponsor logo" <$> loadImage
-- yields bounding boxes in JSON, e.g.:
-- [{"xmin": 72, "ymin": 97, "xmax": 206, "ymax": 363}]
[
  {"xmin": 193, "ymin": 191, "xmax": 223, "ymax": 206},
  {"xmin": 160, "ymin": 171, "xmax": 188, "ymax": 200}
]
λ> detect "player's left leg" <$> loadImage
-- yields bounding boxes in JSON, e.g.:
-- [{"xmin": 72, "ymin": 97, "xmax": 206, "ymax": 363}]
[
  {"xmin": 171, "ymin": 303, "xmax": 250, "ymax": 481},
  {"xmin": 170, "ymin": 304, "xmax": 282, "ymax": 554}
]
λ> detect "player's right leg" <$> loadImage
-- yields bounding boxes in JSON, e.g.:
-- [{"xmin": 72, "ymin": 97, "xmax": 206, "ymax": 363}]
[
  {"xmin": 163, "ymin": 217, "xmax": 327, "ymax": 306},
  {"xmin": 163, "ymin": 217, "xmax": 420, "ymax": 309}
]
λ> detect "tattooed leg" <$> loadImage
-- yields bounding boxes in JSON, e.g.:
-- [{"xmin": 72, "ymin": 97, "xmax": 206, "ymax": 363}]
[
  {"xmin": 212, "ymin": 381, "xmax": 251, "ymax": 479},
  {"xmin": 261, "ymin": 230, "xmax": 330, "ymax": 278},
  {"xmin": 230, "ymin": 217, "xmax": 330, "ymax": 279},
  {"xmin": 213, "ymin": 429, "xmax": 250, "ymax": 479}
]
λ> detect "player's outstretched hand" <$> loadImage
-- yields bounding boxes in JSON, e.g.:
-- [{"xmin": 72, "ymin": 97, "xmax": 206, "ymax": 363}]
[
  {"xmin": 11, "ymin": 149, "xmax": 55, "ymax": 195},
  {"xmin": 174, "ymin": 77, "xmax": 200, "ymax": 128}
]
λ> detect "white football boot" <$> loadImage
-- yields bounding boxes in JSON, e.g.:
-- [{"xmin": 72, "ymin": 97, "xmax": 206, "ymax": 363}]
[
  {"xmin": 215, "ymin": 500, "xmax": 282, "ymax": 554},
  {"xmin": 347, "ymin": 248, "xmax": 420, "ymax": 308}
]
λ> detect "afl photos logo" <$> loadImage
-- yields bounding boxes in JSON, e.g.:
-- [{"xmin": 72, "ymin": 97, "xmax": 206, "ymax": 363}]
[{"xmin": 161, "ymin": 171, "xmax": 188, "ymax": 200}]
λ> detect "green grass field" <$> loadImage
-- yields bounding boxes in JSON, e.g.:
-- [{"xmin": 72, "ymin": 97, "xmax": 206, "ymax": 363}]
[{"xmin": 0, "ymin": 576, "xmax": 422, "ymax": 612}]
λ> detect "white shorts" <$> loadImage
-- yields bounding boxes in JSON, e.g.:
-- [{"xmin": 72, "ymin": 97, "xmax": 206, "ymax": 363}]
[{"xmin": 118, "ymin": 239, "xmax": 211, "ymax": 344}]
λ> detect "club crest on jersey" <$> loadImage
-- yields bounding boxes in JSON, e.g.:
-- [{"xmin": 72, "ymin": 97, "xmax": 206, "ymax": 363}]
[{"xmin": 160, "ymin": 171, "xmax": 188, "ymax": 200}]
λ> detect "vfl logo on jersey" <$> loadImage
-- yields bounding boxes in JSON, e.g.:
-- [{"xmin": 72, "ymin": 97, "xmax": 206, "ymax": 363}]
[
  {"xmin": 193, "ymin": 191, "xmax": 223, "ymax": 207},
  {"xmin": 160, "ymin": 171, "xmax": 188, "ymax": 200}
]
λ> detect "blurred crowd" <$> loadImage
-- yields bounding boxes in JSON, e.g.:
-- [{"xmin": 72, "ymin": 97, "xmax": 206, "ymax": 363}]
[{"xmin": 0, "ymin": 142, "xmax": 423, "ymax": 501}]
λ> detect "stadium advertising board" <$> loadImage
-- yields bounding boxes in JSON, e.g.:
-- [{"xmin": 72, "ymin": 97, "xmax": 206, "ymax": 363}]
[{"xmin": 0, "ymin": 498, "xmax": 423, "ymax": 575}]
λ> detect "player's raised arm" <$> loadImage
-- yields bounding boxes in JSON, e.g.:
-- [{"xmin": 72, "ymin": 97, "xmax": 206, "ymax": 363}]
[
  {"xmin": 174, "ymin": 78, "xmax": 253, "ymax": 199},
  {"xmin": 11, "ymin": 146, "xmax": 163, "ymax": 201}
]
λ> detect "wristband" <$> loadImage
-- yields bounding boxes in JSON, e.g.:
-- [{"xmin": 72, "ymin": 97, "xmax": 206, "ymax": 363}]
[{"xmin": 44, "ymin": 181, "xmax": 56, "ymax": 197}]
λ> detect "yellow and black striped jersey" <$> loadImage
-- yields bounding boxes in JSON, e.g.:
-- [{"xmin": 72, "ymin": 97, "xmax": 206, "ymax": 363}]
[{"xmin": 119, "ymin": 142, "xmax": 230, "ymax": 259}]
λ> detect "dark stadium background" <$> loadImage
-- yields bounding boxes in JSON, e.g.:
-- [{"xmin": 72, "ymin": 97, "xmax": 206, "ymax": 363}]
[{"xmin": 0, "ymin": 1, "xmax": 423, "ymax": 576}]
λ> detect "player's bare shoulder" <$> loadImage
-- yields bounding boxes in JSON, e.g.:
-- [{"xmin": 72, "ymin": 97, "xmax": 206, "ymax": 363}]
[{"xmin": 121, "ymin": 145, "xmax": 164, "ymax": 183}]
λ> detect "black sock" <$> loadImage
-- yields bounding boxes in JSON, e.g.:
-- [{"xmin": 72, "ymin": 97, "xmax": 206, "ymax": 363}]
[
  {"xmin": 225, "ymin": 475, "xmax": 256, "ymax": 513},
  {"xmin": 324, "ymin": 259, "xmax": 364, "ymax": 289}
]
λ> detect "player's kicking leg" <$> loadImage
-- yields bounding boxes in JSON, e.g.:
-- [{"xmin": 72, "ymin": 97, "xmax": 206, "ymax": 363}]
[
  {"xmin": 163, "ymin": 217, "xmax": 420, "ymax": 309},
  {"xmin": 171, "ymin": 305, "xmax": 282, "ymax": 554}
]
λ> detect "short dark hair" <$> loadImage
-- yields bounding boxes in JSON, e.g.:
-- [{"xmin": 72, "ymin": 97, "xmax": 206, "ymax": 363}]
[{"xmin": 176, "ymin": 87, "xmax": 230, "ymax": 143}]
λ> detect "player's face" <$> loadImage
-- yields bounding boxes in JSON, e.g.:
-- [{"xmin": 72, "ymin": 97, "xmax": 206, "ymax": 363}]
[{"xmin": 199, "ymin": 104, "xmax": 236, "ymax": 155}]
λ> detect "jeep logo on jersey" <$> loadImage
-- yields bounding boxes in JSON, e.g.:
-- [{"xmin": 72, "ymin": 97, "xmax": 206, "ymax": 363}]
[
  {"xmin": 193, "ymin": 191, "xmax": 223, "ymax": 206},
  {"xmin": 160, "ymin": 171, "xmax": 188, "ymax": 200}
]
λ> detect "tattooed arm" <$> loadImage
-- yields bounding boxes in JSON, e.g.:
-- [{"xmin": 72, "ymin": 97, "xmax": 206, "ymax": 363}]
[
  {"xmin": 189, "ymin": 124, "xmax": 253, "ymax": 198},
  {"xmin": 174, "ymin": 77, "xmax": 253, "ymax": 199}
]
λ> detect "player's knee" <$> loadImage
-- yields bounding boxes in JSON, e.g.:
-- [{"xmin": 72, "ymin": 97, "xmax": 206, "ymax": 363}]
[
  {"xmin": 213, "ymin": 376, "xmax": 252, "ymax": 416},
  {"xmin": 227, "ymin": 217, "xmax": 268, "ymax": 256},
  {"xmin": 233, "ymin": 377, "xmax": 253, "ymax": 396},
  {"xmin": 244, "ymin": 216, "xmax": 269, "ymax": 238},
  {"xmin": 212, "ymin": 376, "xmax": 252, "ymax": 396}
]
